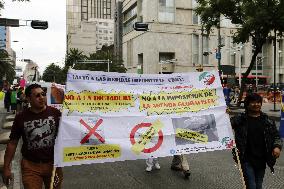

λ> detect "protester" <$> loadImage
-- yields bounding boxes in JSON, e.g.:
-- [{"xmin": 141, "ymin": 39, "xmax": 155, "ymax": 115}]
[
  {"xmin": 231, "ymin": 93, "xmax": 282, "ymax": 189},
  {"xmin": 171, "ymin": 155, "xmax": 191, "ymax": 179},
  {"xmin": 145, "ymin": 157, "xmax": 160, "ymax": 172},
  {"xmin": 16, "ymin": 87, "xmax": 24, "ymax": 112},
  {"xmin": 2, "ymin": 84, "xmax": 63, "ymax": 189},
  {"xmin": 223, "ymin": 84, "xmax": 231, "ymax": 106},
  {"xmin": 10, "ymin": 87, "xmax": 17, "ymax": 114},
  {"xmin": 4, "ymin": 86, "xmax": 11, "ymax": 112}
]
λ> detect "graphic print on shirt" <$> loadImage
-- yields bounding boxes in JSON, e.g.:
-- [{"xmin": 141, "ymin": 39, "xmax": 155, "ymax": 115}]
[{"xmin": 24, "ymin": 116, "xmax": 57, "ymax": 150}]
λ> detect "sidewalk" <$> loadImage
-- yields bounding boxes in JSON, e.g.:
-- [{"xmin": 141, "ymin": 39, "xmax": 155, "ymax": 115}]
[{"xmin": 0, "ymin": 101, "xmax": 21, "ymax": 189}]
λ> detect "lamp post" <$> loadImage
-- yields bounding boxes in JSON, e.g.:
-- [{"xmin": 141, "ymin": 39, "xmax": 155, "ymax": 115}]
[{"xmin": 271, "ymin": 30, "xmax": 279, "ymax": 111}]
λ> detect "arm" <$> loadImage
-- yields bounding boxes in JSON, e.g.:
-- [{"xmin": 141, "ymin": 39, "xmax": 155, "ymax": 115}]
[
  {"xmin": 2, "ymin": 139, "xmax": 19, "ymax": 186},
  {"xmin": 269, "ymin": 119, "xmax": 282, "ymax": 158}
]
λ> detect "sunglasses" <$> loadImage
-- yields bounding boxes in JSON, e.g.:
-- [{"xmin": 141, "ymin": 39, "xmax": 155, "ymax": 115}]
[{"xmin": 34, "ymin": 92, "xmax": 47, "ymax": 98}]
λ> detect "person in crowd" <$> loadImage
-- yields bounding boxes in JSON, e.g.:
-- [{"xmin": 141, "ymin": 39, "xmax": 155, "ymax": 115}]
[
  {"xmin": 4, "ymin": 86, "xmax": 11, "ymax": 112},
  {"xmin": 223, "ymin": 84, "xmax": 232, "ymax": 106},
  {"xmin": 145, "ymin": 157, "xmax": 160, "ymax": 172},
  {"xmin": 16, "ymin": 87, "xmax": 24, "ymax": 112},
  {"xmin": 2, "ymin": 84, "xmax": 63, "ymax": 189},
  {"xmin": 231, "ymin": 93, "xmax": 282, "ymax": 189},
  {"xmin": 171, "ymin": 155, "xmax": 191, "ymax": 179},
  {"xmin": 10, "ymin": 87, "xmax": 17, "ymax": 114}
]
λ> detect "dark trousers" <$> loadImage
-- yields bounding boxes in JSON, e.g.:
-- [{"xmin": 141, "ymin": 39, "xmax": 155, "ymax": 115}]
[{"xmin": 242, "ymin": 161, "xmax": 265, "ymax": 189}]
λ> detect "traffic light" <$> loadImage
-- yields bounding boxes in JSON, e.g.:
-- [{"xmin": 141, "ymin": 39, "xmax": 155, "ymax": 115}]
[
  {"xmin": 133, "ymin": 22, "xmax": 149, "ymax": 31},
  {"xmin": 31, "ymin": 20, "xmax": 48, "ymax": 30}
]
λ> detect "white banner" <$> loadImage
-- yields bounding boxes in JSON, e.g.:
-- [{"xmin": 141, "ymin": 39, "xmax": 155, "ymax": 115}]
[{"xmin": 54, "ymin": 70, "xmax": 234, "ymax": 167}]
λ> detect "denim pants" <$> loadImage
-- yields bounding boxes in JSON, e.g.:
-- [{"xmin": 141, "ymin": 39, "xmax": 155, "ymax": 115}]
[
  {"xmin": 242, "ymin": 161, "xmax": 265, "ymax": 189},
  {"xmin": 21, "ymin": 158, "xmax": 63, "ymax": 189},
  {"xmin": 171, "ymin": 155, "xmax": 190, "ymax": 171}
]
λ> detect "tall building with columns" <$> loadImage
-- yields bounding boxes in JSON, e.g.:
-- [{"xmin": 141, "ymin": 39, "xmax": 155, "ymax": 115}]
[{"xmin": 120, "ymin": 0, "xmax": 284, "ymax": 85}]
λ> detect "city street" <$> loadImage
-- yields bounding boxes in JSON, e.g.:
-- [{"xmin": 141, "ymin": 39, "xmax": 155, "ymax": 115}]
[
  {"xmin": 61, "ymin": 149, "xmax": 284, "ymax": 189},
  {"xmin": 0, "ymin": 102, "xmax": 283, "ymax": 189}
]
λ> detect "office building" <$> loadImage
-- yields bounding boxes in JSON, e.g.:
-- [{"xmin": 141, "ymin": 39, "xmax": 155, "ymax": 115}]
[
  {"xmin": 67, "ymin": 0, "xmax": 116, "ymax": 54},
  {"xmin": 121, "ymin": 0, "xmax": 284, "ymax": 84}
]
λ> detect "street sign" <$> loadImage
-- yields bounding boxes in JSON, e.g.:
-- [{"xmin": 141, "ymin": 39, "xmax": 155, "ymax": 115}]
[{"xmin": 216, "ymin": 52, "xmax": 221, "ymax": 60}]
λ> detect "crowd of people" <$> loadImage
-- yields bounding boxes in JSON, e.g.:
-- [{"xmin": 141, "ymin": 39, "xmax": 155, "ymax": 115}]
[
  {"xmin": 0, "ymin": 83, "xmax": 282, "ymax": 189},
  {"xmin": 3, "ymin": 85, "xmax": 26, "ymax": 114}
]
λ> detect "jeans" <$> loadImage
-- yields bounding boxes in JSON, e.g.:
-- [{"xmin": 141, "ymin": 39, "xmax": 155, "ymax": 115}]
[
  {"xmin": 242, "ymin": 161, "xmax": 265, "ymax": 189},
  {"xmin": 21, "ymin": 159, "xmax": 63, "ymax": 189},
  {"xmin": 171, "ymin": 154, "xmax": 189, "ymax": 171}
]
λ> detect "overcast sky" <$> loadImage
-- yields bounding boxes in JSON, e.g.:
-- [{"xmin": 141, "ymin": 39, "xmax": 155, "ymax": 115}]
[{"xmin": 1, "ymin": 0, "xmax": 66, "ymax": 74}]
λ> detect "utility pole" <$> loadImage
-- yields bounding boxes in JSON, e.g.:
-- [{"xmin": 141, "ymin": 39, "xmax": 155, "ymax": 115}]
[
  {"xmin": 217, "ymin": 20, "xmax": 221, "ymax": 76},
  {"xmin": 271, "ymin": 30, "xmax": 278, "ymax": 111},
  {"xmin": 201, "ymin": 25, "xmax": 204, "ymax": 66}
]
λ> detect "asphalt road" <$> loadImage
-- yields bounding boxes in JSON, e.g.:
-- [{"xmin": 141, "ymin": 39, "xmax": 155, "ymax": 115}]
[{"xmin": 62, "ymin": 144, "xmax": 284, "ymax": 189}]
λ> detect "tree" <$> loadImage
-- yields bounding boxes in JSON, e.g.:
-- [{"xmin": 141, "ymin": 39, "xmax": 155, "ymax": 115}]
[
  {"xmin": 195, "ymin": 0, "xmax": 284, "ymax": 105},
  {"xmin": 42, "ymin": 63, "xmax": 65, "ymax": 84},
  {"xmin": 0, "ymin": 49, "xmax": 15, "ymax": 84},
  {"xmin": 61, "ymin": 48, "xmax": 86, "ymax": 82},
  {"xmin": 86, "ymin": 45, "xmax": 126, "ymax": 73}
]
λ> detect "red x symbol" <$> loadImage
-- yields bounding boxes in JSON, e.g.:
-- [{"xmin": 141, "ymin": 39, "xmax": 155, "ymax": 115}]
[{"xmin": 80, "ymin": 119, "xmax": 105, "ymax": 144}]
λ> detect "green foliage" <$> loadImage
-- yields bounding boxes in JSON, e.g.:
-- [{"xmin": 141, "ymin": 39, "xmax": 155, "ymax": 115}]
[
  {"xmin": 0, "ymin": 49, "xmax": 15, "ymax": 84},
  {"xmin": 195, "ymin": 0, "xmax": 284, "ymax": 104},
  {"xmin": 42, "ymin": 63, "xmax": 65, "ymax": 84},
  {"xmin": 64, "ymin": 46, "xmax": 126, "ymax": 74}
]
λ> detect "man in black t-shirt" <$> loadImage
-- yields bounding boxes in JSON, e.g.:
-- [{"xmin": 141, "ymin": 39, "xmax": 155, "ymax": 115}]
[
  {"xmin": 231, "ymin": 93, "xmax": 282, "ymax": 189},
  {"xmin": 2, "ymin": 84, "xmax": 63, "ymax": 189}
]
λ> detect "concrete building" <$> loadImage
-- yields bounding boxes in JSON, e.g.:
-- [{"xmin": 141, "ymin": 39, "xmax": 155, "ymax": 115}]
[
  {"xmin": 91, "ymin": 18, "xmax": 114, "ymax": 50},
  {"xmin": 121, "ymin": 0, "xmax": 284, "ymax": 85},
  {"xmin": 0, "ymin": 26, "xmax": 16, "ymax": 67},
  {"xmin": 114, "ymin": 1, "xmax": 123, "ymax": 61},
  {"xmin": 67, "ymin": 0, "xmax": 116, "ymax": 54}
]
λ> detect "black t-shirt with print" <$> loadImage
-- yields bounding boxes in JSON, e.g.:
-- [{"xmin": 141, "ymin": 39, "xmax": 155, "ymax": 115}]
[{"xmin": 10, "ymin": 106, "xmax": 61, "ymax": 162}]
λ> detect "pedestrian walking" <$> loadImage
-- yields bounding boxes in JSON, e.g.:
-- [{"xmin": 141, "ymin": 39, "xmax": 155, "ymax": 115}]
[
  {"xmin": 2, "ymin": 84, "xmax": 63, "ymax": 189},
  {"xmin": 171, "ymin": 155, "xmax": 191, "ymax": 179},
  {"xmin": 16, "ymin": 87, "xmax": 24, "ymax": 112},
  {"xmin": 10, "ymin": 87, "xmax": 17, "ymax": 114},
  {"xmin": 4, "ymin": 87, "xmax": 11, "ymax": 112},
  {"xmin": 231, "ymin": 93, "xmax": 282, "ymax": 189},
  {"xmin": 145, "ymin": 157, "xmax": 160, "ymax": 172}
]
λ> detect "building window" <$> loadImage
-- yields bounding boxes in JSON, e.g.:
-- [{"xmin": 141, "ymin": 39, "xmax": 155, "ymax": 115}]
[
  {"xmin": 192, "ymin": 0, "xmax": 199, "ymax": 24},
  {"xmin": 123, "ymin": 4, "xmax": 138, "ymax": 34},
  {"xmin": 192, "ymin": 34, "xmax": 199, "ymax": 66},
  {"xmin": 103, "ymin": 22, "xmax": 108, "ymax": 26},
  {"xmin": 104, "ymin": 30, "xmax": 108, "ymax": 34},
  {"xmin": 158, "ymin": 0, "xmax": 175, "ymax": 23}
]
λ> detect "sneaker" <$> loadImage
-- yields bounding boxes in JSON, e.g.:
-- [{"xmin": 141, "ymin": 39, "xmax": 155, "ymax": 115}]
[
  {"xmin": 154, "ymin": 163, "xmax": 160, "ymax": 170},
  {"xmin": 183, "ymin": 170, "xmax": 191, "ymax": 179},
  {"xmin": 146, "ymin": 166, "xmax": 152, "ymax": 172}
]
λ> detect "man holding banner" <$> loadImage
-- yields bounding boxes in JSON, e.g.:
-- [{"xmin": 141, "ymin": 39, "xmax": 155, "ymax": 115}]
[
  {"xmin": 231, "ymin": 93, "xmax": 282, "ymax": 189},
  {"xmin": 2, "ymin": 84, "xmax": 63, "ymax": 189}
]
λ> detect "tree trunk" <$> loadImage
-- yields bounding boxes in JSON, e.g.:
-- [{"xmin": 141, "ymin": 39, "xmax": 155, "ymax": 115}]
[{"xmin": 237, "ymin": 41, "xmax": 265, "ymax": 106}]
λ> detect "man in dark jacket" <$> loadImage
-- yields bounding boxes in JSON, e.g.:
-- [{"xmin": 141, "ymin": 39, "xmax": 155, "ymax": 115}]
[{"xmin": 231, "ymin": 93, "xmax": 282, "ymax": 189}]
